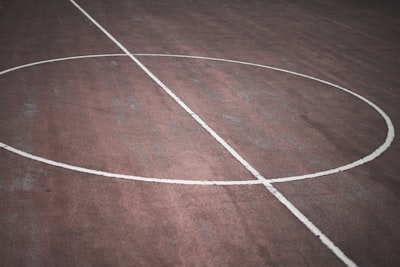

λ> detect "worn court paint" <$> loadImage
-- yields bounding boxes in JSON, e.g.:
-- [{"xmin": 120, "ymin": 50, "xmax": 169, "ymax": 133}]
[{"xmin": 0, "ymin": 54, "xmax": 394, "ymax": 186}]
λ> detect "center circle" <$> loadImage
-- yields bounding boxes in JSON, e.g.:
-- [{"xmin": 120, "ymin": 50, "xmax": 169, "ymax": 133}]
[{"xmin": 0, "ymin": 54, "xmax": 394, "ymax": 185}]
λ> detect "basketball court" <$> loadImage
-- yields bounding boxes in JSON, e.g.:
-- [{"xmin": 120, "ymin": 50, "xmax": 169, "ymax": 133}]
[{"xmin": 1, "ymin": 0, "xmax": 400, "ymax": 266}]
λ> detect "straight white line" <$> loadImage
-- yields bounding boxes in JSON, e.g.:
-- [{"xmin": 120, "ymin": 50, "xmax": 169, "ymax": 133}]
[
  {"xmin": 68, "ymin": 1, "xmax": 358, "ymax": 265},
  {"xmin": 68, "ymin": 0, "xmax": 266, "ymax": 184},
  {"xmin": 264, "ymin": 181, "xmax": 357, "ymax": 267}
]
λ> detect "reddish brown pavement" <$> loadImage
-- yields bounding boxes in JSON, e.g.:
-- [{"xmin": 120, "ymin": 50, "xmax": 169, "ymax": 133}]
[{"xmin": 1, "ymin": 0, "xmax": 400, "ymax": 266}]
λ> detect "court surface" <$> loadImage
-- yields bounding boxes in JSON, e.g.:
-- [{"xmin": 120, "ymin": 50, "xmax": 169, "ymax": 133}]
[{"xmin": 1, "ymin": 0, "xmax": 400, "ymax": 266}]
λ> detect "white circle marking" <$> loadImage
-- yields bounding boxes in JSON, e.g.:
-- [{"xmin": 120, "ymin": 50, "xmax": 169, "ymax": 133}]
[{"xmin": 0, "ymin": 53, "xmax": 395, "ymax": 185}]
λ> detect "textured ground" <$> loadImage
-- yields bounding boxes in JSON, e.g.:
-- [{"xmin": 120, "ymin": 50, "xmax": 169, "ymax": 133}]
[{"xmin": 1, "ymin": 0, "xmax": 400, "ymax": 266}]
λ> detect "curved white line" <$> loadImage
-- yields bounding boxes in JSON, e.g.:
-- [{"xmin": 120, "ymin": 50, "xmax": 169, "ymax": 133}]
[
  {"xmin": 0, "ymin": 54, "xmax": 128, "ymax": 76},
  {"xmin": 0, "ymin": 142, "xmax": 262, "ymax": 185},
  {"xmin": 0, "ymin": 53, "xmax": 395, "ymax": 186},
  {"xmin": 135, "ymin": 54, "xmax": 395, "ymax": 183},
  {"xmin": 0, "ymin": 142, "xmax": 261, "ymax": 186}
]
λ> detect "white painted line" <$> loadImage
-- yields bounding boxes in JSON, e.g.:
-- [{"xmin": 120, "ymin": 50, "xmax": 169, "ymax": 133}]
[
  {"xmin": 0, "ymin": 54, "xmax": 125, "ymax": 76},
  {"xmin": 264, "ymin": 181, "xmax": 358, "ymax": 267},
  {"xmin": 0, "ymin": 141, "xmax": 261, "ymax": 185},
  {"xmin": 66, "ymin": 2, "xmax": 363, "ymax": 264},
  {"xmin": 69, "ymin": 0, "xmax": 268, "ymax": 184}
]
